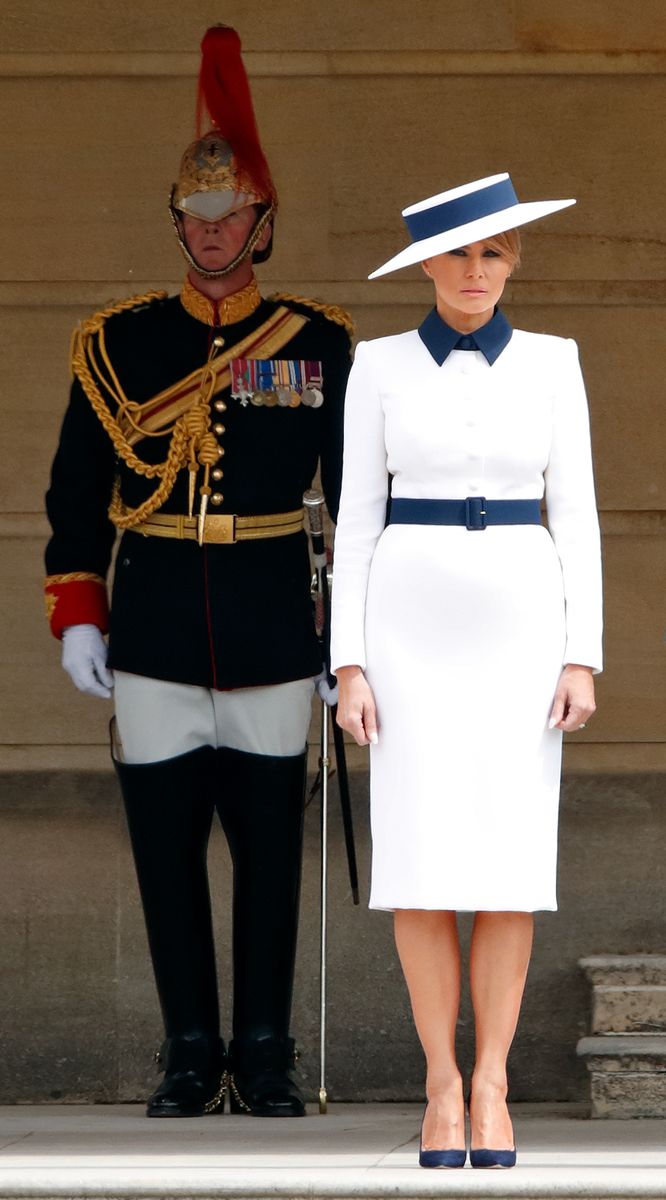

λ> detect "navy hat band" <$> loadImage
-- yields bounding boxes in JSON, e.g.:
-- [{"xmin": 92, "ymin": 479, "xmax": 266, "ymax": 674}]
[{"xmin": 404, "ymin": 177, "xmax": 518, "ymax": 244}]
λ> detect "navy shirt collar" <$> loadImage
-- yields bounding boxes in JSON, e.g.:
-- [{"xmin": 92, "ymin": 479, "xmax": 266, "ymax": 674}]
[{"xmin": 418, "ymin": 306, "xmax": 513, "ymax": 366}]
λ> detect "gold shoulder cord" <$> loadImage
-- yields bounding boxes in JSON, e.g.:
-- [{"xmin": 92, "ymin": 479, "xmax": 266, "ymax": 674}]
[
  {"xmin": 269, "ymin": 292, "xmax": 355, "ymax": 338},
  {"xmin": 70, "ymin": 290, "xmax": 205, "ymax": 530}
]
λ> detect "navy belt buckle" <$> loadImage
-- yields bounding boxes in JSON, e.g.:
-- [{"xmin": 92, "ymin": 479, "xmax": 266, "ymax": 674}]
[{"xmin": 465, "ymin": 496, "xmax": 487, "ymax": 530}]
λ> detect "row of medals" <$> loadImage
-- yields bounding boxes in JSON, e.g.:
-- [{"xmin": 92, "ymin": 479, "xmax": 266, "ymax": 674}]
[{"xmin": 231, "ymin": 382, "xmax": 324, "ymax": 409}]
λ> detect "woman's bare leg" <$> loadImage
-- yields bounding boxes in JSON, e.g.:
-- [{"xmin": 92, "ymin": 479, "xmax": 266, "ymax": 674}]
[
  {"xmin": 394, "ymin": 910, "xmax": 464, "ymax": 1149},
  {"xmin": 469, "ymin": 911, "xmax": 534, "ymax": 1151}
]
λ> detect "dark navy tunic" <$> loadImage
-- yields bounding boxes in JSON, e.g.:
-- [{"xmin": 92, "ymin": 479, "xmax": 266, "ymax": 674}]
[{"xmin": 45, "ymin": 291, "xmax": 351, "ymax": 690}]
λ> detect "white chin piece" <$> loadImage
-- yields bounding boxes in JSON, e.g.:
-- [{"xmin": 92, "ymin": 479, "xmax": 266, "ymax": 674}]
[{"xmin": 179, "ymin": 190, "xmax": 256, "ymax": 221}]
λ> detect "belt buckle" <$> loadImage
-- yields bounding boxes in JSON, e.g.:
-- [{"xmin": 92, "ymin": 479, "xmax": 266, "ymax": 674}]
[
  {"xmin": 205, "ymin": 514, "xmax": 236, "ymax": 544},
  {"xmin": 465, "ymin": 496, "xmax": 487, "ymax": 531}
]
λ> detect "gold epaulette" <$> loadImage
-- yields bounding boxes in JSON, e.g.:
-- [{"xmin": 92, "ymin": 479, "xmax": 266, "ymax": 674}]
[{"xmin": 269, "ymin": 292, "xmax": 355, "ymax": 338}]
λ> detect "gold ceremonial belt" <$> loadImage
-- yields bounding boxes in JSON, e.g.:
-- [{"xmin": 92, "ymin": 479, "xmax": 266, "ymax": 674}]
[{"xmin": 132, "ymin": 509, "xmax": 305, "ymax": 545}]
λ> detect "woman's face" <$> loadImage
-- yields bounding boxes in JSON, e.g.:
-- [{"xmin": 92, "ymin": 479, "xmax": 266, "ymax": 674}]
[{"xmin": 422, "ymin": 240, "xmax": 511, "ymax": 318}]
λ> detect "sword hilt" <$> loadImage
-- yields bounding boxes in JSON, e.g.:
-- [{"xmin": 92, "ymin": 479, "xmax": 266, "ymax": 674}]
[
  {"xmin": 303, "ymin": 489, "xmax": 327, "ymax": 566},
  {"xmin": 303, "ymin": 488, "xmax": 325, "ymax": 532}
]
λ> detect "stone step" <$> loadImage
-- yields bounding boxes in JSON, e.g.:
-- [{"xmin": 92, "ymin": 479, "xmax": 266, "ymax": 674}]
[
  {"xmin": 580, "ymin": 955, "xmax": 666, "ymax": 988},
  {"xmin": 577, "ymin": 1034, "xmax": 666, "ymax": 1070},
  {"xmin": 577, "ymin": 1034, "xmax": 666, "ymax": 1118},
  {"xmin": 591, "ymin": 985, "xmax": 666, "ymax": 1034},
  {"xmin": 2, "ymin": 1104, "xmax": 666, "ymax": 1199}
]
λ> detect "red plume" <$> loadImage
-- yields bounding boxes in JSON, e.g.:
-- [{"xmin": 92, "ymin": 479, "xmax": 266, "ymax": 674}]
[{"xmin": 195, "ymin": 25, "xmax": 276, "ymax": 204}]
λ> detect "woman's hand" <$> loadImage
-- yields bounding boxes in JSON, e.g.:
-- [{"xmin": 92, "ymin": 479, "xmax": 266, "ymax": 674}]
[
  {"xmin": 335, "ymin": 665, "xmax": 379, "ymax": 747},
  {"xmin": 549, "ymin": 664, "xmax": 596, "ymax": 732}
]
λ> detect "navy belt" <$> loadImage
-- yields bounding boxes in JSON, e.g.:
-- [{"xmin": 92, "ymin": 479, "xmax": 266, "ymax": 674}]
[{"xmin": 388, "ymin": 497, "xmax": 542, "ymax": 532}]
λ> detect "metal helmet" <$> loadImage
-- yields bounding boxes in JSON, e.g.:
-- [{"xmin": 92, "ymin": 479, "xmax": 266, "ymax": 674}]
[{"xmin": 170, "ymin": 26, "xmax": 277, "ymax": 279}]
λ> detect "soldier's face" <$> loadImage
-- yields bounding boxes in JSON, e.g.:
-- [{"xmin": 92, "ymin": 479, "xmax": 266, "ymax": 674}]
[
  {"xmin": 422, "ymin": 241, "xmax": 511, "ymax": 318},
  {"xmin": 181, "ymin": 206, "xmax": 260, "ymax": 271}
]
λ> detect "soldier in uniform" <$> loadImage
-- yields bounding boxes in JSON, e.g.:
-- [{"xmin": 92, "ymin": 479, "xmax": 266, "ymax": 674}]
[{"xmin": 44, "ymin": 26, "xmax": 352, "ymax": 1119}]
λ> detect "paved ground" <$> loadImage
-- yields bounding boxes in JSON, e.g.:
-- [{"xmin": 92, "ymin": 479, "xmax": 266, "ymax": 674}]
[{"xmin": 0, "ymin": 1104, "xmax": 665, "ymax": 1197}]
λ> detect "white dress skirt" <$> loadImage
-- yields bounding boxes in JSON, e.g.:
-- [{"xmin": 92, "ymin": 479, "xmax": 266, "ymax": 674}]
[
  {"xmin": 330, "ymin": 328, "xmax": 603, "ymax": 913},
  {"xmin": 365, "ymin": 522, "xmax": 565, "ymax": 910}
]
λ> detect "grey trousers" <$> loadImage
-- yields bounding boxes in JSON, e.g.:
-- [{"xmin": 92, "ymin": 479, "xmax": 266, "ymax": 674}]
[{"xmin": 113, "ymin": 671, "xmax": 316, "ymax": 764}]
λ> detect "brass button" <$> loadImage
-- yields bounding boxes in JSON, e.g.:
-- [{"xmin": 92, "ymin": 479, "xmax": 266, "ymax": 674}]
[
  {"xmin": 212, "ymin": 336, "xmax": 225, "ymax": 349},
  {"xmin": 217, "ymin": 447, "xmax": 225, "ymax": 458},
  {"xmin": 212, "ymin": 468, "xmax": 224, "ymax": 481},
  {"xmin": 214, "ymin": 400, "xmax": 227, "ymax": 412},
  {"xmin": 213, "ymin": 423, "xmax": 225, "ymax": 435},
  {"xmin": 211, "ymin": 493, "xmax": 223, "ymax": 506}
]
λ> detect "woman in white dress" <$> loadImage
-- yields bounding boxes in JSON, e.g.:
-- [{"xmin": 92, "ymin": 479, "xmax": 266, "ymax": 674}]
[{"xmin": 330, "ymin": 174, "xmax": 602, "ymax": 1169}]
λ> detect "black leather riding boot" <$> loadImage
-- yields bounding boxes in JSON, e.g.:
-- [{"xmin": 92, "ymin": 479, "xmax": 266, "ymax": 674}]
[
  {"xmin": 114, "ymin": 746, "xmax": 226, "ymax": 1116},
  {"xmin": 148, "ymin": 1032, "xmax": 227, "ymax": 1118},
  {"xmin": 215, "ymin": 745, "xmax": 307, "ymax": 1116}
]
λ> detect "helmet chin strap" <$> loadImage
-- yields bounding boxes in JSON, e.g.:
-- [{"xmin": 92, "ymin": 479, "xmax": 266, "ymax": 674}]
[{"xmin": 169, "ymin": 199, "xmax": 274, "ymax": 281}]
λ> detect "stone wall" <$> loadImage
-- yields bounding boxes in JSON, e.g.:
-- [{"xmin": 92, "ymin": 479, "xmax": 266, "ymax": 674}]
[
  {"xmin": 0, "ymin": 2, "xmax": 664, "ymax": 1101},
  {"xmin": 1, "ymin": 769, "xmax": 664, "ymax": 1104}
]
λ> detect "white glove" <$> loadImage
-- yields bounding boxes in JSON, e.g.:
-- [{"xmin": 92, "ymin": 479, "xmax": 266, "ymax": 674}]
[
  {"xmin": 315, "ymin": 668, "xmax": 339, "ymax": 707},
  {"xmin": 61, "ymin": 624, "xmax": 114, "ymax": 699}
]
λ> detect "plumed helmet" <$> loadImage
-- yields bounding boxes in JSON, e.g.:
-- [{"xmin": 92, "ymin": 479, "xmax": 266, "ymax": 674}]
[{"xmin": 170, "ymin": 26, "xmax": 277, "ymax": 277}]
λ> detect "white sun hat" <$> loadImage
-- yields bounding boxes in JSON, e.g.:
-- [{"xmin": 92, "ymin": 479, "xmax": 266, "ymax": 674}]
[{"xmin": 368, "ymin": 172, "xmax": 575, "ymax": 279}]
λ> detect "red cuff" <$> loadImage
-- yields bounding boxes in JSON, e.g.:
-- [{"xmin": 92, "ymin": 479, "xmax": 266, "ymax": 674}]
[{"xmin": 44, "ymin": 573, "xmax": 109, "ymax": 639}]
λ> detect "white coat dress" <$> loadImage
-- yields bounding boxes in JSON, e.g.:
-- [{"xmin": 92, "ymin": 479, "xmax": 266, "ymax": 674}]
[{"xmin": 330, "ymin": 317, "xmax": 602, "ymax": 912}]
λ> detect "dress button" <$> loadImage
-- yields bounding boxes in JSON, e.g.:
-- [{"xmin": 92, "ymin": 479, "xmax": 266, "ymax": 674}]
[
  {"xmin": 213, "ymin": 423, "xmax": 225, "ymax": 435},
  {"xmin": 214, "ymin": 400, "xmax": 226, "ymax": 412},
  {"xmin": 211, "ymin": 493, "xmax": 224, "ymax": 506},
  {"xmin": 466, "ymin": 419, "xmax": 475, "ymax": 428},
  {"xmin": 212, "ymin": 468, "xmax": 224, "ymax": 481},
  {"xmin": 468, "ymin": 483, "xmax": 480, "ymax": 493}
]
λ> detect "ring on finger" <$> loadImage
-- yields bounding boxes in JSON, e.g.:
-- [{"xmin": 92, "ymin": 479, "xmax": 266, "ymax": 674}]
[{"xmin": 578, "ymin": 723, "xmax": 587, "ymax": 730}]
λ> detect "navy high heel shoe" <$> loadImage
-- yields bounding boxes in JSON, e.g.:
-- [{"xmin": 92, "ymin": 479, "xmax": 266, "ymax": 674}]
[
  {"xmin": 467, "ymin": 1090, "xmax": 516, "ymax": 1169},
  {"xmin": 469, "ymin": 1147, "xmax": 516, "ymax": 1169},
  {"xmin": 418, "ymin": 1104, "xmax": 466, "ymax": 1169},
  {"xmin": 420, "ymin": 1146, "xmax": 467, "ymax": 1169}
]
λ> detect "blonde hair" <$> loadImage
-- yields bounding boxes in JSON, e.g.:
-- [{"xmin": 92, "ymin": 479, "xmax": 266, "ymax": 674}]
[{"xmin": 483, "ymin": 228, "xmax": 521, "ymax": 271}]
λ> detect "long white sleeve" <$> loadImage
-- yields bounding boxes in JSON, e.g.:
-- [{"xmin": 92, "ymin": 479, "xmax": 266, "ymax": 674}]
[
  {"xmin": 330, "ymin": 341, "xmax": 389, "ymax": 673},
  {"xmin": 544, "ymin": 339, "xmax": 603, "ymax": 672}
]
